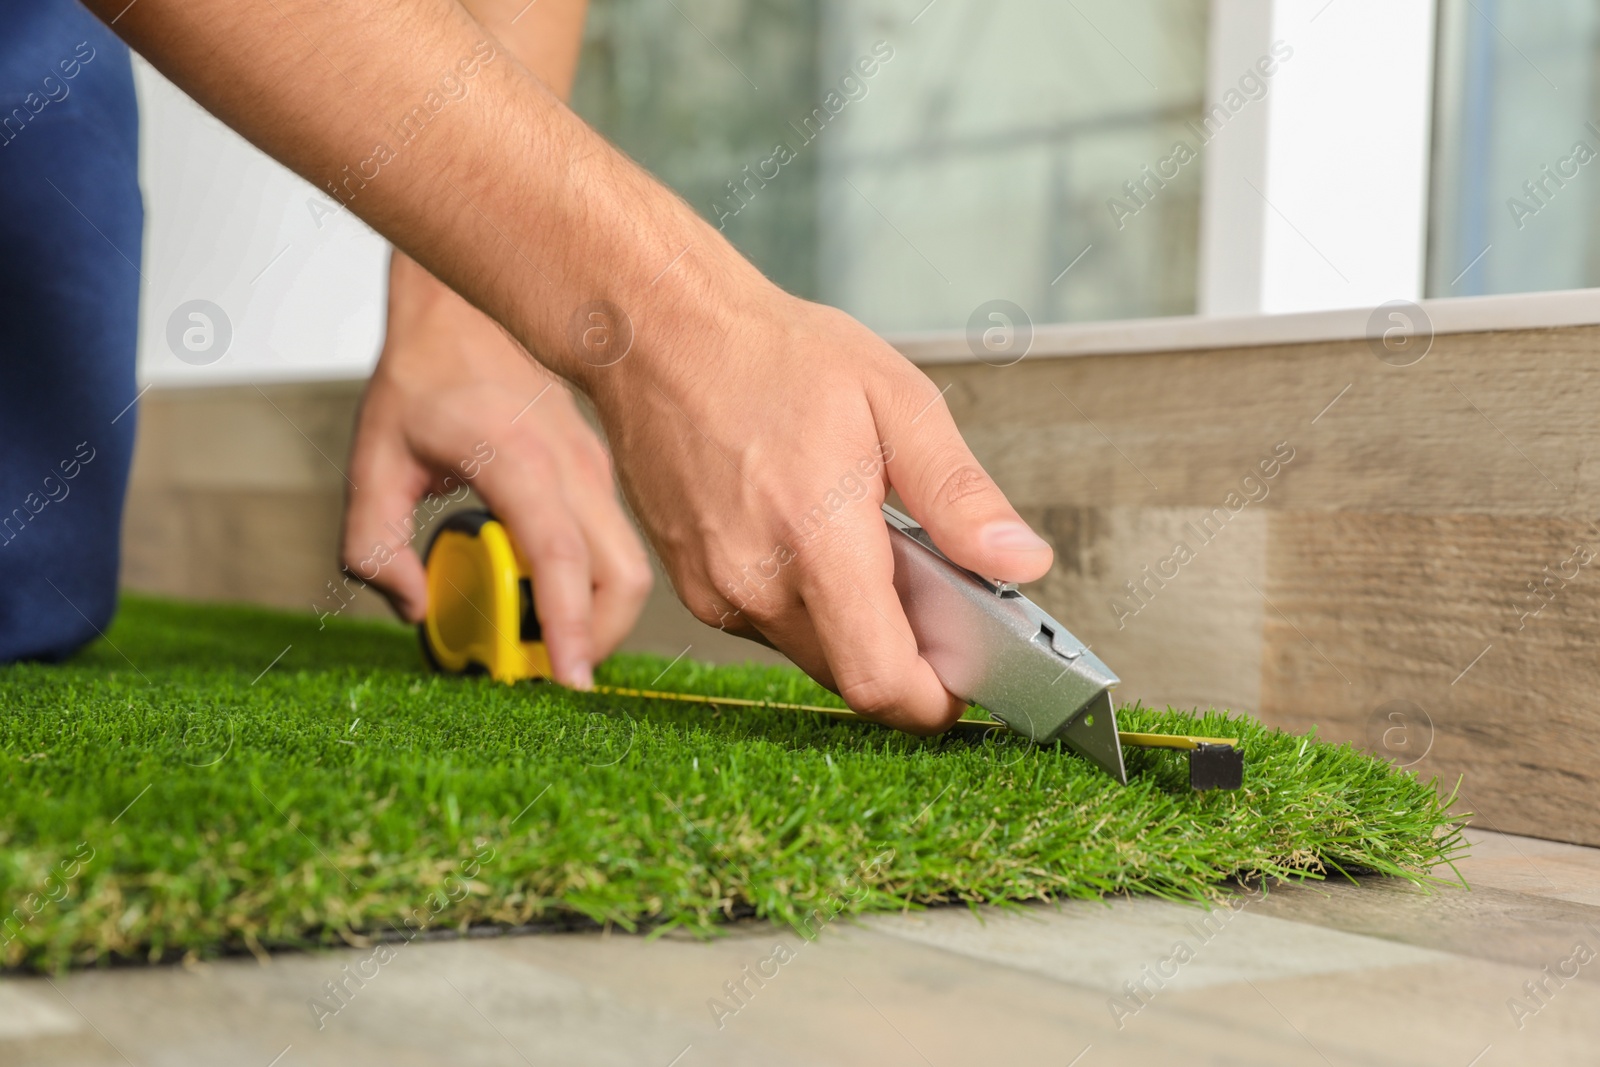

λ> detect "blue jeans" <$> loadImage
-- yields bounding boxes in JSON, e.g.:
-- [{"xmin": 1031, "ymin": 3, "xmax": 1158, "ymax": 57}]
[{"xmin": 0, "ymin": 2, "xmax": 141, "ymax": 661}]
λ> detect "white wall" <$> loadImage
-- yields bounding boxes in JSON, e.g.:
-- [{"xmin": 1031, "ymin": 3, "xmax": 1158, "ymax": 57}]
[{"xmin": 133, "ymin": 58, "xmax": 387, "ymax": 386}]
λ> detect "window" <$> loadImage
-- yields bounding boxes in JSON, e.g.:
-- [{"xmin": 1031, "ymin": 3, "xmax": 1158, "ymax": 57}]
[
  {"xmin": 1428, "ymin": 0, "xmax": 1600, "ymax": 298},
  {"xmin": 134, "ymin": 1, "xmax": 1600, "ymax": 385},
  {"xmin": 573, "ymin": 0, "xmax": 1210, "ymax": 334}
]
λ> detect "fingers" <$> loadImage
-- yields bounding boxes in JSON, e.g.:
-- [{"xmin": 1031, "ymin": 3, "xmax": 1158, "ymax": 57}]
[
  {"xmin": 347, "ymin": 383, "xmax": 648, "ymax": 684},
  {"xmin": 341, "ymin": 437, "xmax": 432, "ymax": 623},
  {"xmin": 472, "ymin": 448, "xmax": 597, "ymax": 688},
  {"xmin": 564, "ymin": 443, "xmax": 653, "ymax": 659},
  {"xmin": 717, "ymin": 584, "xmax": 836, "ymax": 691},
  {"xmin": 877, "ymin": 384, "xmax": 1052, "ymax": 584},
  {"xmin": 771, "ymin": 511, "xmax": 964, "ymax": 734}
]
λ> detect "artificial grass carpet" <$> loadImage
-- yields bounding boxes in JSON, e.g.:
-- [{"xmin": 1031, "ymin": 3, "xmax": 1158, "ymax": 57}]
[{"xmin": 0, "ymin": 596, "xmax": 1464, "ymax": 971}]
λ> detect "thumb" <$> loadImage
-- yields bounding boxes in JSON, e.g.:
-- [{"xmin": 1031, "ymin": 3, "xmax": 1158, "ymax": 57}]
[{"xmin": 879, "ymin": 394, "xmax": 1052, "ymax": 584}]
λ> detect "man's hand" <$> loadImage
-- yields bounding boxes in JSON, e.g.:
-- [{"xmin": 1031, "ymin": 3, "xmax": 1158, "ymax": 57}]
[
  {"xmin": 343, "ymin": 253, "xmax": 651, "ymax": 687},
  {"xmin": 585, "ymin": 288, "xmax": 1053, "ymax": 734}
]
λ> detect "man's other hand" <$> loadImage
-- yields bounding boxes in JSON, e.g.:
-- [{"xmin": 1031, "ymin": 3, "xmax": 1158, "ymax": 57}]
[{"xmin": 342, "ymin": 254, "xmax": 652, "ymax": 689}]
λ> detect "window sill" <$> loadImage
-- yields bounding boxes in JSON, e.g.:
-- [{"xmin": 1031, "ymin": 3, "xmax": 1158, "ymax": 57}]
[{"xmin": 889, "ymin": 288, "xmax": 1600, "ymax": 366}]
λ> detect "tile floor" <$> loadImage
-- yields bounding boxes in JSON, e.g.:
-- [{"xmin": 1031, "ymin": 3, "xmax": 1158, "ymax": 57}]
[{"xmin": 2, "ymin": 828, "xmax": 1598, "ymax": 1066}]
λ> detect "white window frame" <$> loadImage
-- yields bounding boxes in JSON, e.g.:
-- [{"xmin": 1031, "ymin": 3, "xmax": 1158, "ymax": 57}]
[{"xmin": 893, "ymin": 286, "xmax": 1600, "ymax": 365}]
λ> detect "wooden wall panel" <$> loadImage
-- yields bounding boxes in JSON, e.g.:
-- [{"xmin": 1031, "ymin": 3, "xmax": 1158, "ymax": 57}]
[
  {"xmin": 920, "ymin": 323, "xmax": 1600, "ymax": 846},
  {"xmin": 1260, "ymin": 512, "xmax": 1600, "ymax": 844},
  {"xmin": 937, "ymin": 329, "xmax": 1593, "ymax": 516},
  {"xmin": 122, "ymin": 381, "xmax": 388, "ymax": 620},
  {"xmin": 1018, "ymin": 506, "xmax": 1267, "ymax": 717}
]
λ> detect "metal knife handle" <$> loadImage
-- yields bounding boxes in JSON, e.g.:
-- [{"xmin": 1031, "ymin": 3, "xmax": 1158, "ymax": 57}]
[{"xmin": 882, "ymin": 504, "xmax": 1127, "ymax": 780}]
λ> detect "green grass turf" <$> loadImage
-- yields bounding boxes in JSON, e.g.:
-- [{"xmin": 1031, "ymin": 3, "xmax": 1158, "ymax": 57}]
[{"xmin": 0, "ymin": 595, "xmax": 1465, "ymax": 972}]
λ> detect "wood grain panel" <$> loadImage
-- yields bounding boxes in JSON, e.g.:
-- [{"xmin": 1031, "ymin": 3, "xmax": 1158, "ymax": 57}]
[
  {"xmin": 922, "ymin": 324, "xmax": 1600, "ymax": 845},
  {"xmin": 931, "ymin": 326, "xmax": 1597, "ymax": 515},
  {"xmin": 1260, "ymin": 511, "xmax": 1600, "ymax": 844},
  {"xmin": 1016, "ymin": 506, "xmax": 1267, "ymax": 716},
  {"xmin": 122, "ymin": 485, "xmax": 384, "ymax": 617},
  {"xmin": 129, "ymin": 381, "xmax": 364, "ymax": 492}
]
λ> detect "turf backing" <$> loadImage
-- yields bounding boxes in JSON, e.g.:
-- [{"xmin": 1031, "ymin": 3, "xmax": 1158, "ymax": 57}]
[{"xmin": 0, "ymin": 596, "xmax": 1464, "ymax": 972}]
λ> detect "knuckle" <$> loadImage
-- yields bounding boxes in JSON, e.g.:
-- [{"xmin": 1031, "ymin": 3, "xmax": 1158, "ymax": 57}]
[
  {"xmin": 530, "ymin": 532, "xmax": 589, "ymax": 569},
  {"xmin": 541, "ymin": 619, "xmax": 592, "ymax": 649},
  {"xmin": 739, "ymin": 599, "xmax": 785, "ymax": 630},
  {"xmin": 686, "ymin": 594, "xmax": 746, "ymax": 634},
  {"xmin": 502, "ymin": 433, "xmax": 557, "ymax": 480},
  {"xmin": 935, "ymin": 463, "xmax": 996, "ymax": 507},
  {"xmin": 338, "ymin": 539, "xmax": 370, "ymax": 579},
  {"xmin": 535, "ymin": 578, "xmax": 592, "ymax": 624},
  {"xmin": 708, "ymin": 564, "xmax": 783, "ymax": 625}
]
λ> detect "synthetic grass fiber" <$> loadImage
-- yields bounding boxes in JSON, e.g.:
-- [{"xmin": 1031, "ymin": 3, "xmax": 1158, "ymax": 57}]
[{"xmin": 1, "ymin": 596, "xmax": 1464, "ymax": 972}]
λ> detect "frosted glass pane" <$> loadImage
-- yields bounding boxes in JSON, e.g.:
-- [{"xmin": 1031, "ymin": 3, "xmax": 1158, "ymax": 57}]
[
  {"xmin": 572, "ymin": 0, "xmax": 1208, "ymax": 332},
  {"xmin": 1428, "ymin": 0, "xmax": 1600, "ymax": 297}
]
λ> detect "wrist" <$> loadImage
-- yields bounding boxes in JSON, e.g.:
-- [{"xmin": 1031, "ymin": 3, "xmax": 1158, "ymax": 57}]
[
  {"xmin": 380, "ymin": 249, "xmax": 553, "ymax": 388},
  {"xmin": 382, "ymin": 251, "xmax": 462, "ymax": 351},
  {"xmin": 552, "ymin": 214, "xmax": 789, "ymax": 406}
]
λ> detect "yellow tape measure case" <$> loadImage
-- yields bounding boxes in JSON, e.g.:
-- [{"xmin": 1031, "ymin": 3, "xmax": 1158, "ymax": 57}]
[{"xmin": 419, "ymin": 508, "xmax": 553, "ymax": 684}]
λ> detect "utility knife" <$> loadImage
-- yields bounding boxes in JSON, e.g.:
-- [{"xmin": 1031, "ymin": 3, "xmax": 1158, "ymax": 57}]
[{"xmin": 882, "ymin": 503, "xmax": 1128, "ymax": 783}]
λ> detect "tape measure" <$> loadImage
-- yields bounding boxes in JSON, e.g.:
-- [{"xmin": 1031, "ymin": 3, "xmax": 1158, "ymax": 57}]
[
  {"xmin": 419, "ymin": 509, "xmax": 553, "ymax": 683},
  {"xmin": 418, "ymin": 508, "xmax": 1241, "ymax": 789}
]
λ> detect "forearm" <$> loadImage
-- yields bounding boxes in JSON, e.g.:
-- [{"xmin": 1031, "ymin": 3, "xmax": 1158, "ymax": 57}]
[
  {"xmin": 91, "ymin": 0, "xmax": 769, "ymax": 396},
  {"xmin": 389, "ymin": 0, "xmax": 588, "ymax": 302}
]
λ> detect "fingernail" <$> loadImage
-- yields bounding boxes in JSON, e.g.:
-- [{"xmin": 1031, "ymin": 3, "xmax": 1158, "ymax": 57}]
[{"xmin": 982, "ymin": 521, "xmax": 1050, "ymax": 553}]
